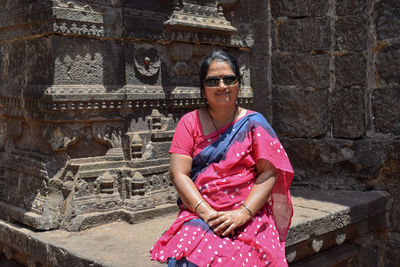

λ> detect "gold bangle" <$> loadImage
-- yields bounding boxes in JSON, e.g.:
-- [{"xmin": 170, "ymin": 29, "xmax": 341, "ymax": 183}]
[
  {"xmin": 240, "ymin": 203, "xmax": 253, "ymax": 218},
  {"xmin": 193, "ymin": 199, "xmax": 204, "ymax": 213}
]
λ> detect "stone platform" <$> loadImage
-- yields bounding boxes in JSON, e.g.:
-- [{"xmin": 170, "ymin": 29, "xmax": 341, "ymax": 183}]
[{"xmin": 0, "ymin": 189, "xmax": 389, "ymax": 267}]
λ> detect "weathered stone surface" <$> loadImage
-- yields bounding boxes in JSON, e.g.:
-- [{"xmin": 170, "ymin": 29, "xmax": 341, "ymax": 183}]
[
  {"xmin": 277, "ymin": 17, "xmax": 330, "ymax": 52},
  {"xmin": 372, "ymin": 86, "xmax": 400, "ymax": 135},
  {"xmin": 271, "ymin": 0, "xmax": 329, "ymax": 17},
  {"xmin": 272, "ymin": 53, "xmax": 330, "ymax": 88},
  {"xmin": 53, "ymin": 36, "xmax": 124, "ymax": 86},
  {"xmin": 0, "ymin": 38, "xmax": 53, "ymax": 95},
  {"xmin": 336, "ymin": 0, "xmax": 366, "ymax": 16},
  {"xmin": 335, "ymin": 52, "xmax": 367, "ymax": 88},
  {"xmin": 375, "ymin": 42, "xmax": 400, "ymax": 85},
  {"xmin": 272, "ymin": 87, "xmax": 328, "ymax": 138},
  {"xmin": 282, "ymin": 138, "xmax": 398, "ymax": 187},
  {"xmin": 375, "ymin": 0, "xmax": 400, "ymax": 40},
  {"xmin": 350, "ymin": 246, "xmax": 380, "ymax": 267},
  {"xmin": 385, "ymin": 232, "xmax": 400, "ymax": 265},
  {"xmin": 389, "ymin": 184, "xmax": 400, "ymax": 232},
  {"xmin": 335, "ymin": 15, "xmax": 367, "ymax": 51},
  {"xmin": 332, "ymin": 87, "xmax": 365, "ymax": 138}
]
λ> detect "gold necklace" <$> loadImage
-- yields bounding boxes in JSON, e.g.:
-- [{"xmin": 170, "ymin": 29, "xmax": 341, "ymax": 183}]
[{"xmin": 208, "ymin": 106, "xmax": 238, "ymax": 137}]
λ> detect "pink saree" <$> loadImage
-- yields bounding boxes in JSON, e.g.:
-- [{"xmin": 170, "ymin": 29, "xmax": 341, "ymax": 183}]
[{"xmin": 151, "ymin": 112, "xmax": 293, "ymax": 266}]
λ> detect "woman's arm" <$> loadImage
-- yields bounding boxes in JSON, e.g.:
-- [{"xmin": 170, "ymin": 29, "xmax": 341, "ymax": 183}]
[
  {"xmin": 208, "ymin": 159, "xmax": 277, "ymax": 236},
  {"xmin": 169, "ymin": 153, "xmax": 217, "ymax": 221},
  {"xmin": 241, "ymin": 159, "xmax": 277, "ymax": 217}
]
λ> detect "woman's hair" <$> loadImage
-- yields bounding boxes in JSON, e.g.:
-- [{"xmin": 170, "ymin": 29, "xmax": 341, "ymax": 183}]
[{"xmin": 199, "ymin": 50, "xmax": 242, "ymax": 94}]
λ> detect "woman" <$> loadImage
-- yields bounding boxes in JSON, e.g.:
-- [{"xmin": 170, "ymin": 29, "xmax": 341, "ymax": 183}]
[{"xmin": 151, "ymin": 50, "xmax": 293, "ymax": 266}]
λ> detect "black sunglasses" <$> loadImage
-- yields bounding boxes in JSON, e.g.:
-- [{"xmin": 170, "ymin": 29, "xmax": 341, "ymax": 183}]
[{"xmin": 204, "ymin": 75, "xmax": 238, "ymax": 87}]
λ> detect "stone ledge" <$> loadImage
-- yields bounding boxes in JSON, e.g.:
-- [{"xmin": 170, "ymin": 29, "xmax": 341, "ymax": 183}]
[
  {"xmin": 286, "ymin": 188, "xmax": 389, "ymax": 264},
  {"xmin": 0, "ymin": 189, "xmax": 390, "ymax": 266}
]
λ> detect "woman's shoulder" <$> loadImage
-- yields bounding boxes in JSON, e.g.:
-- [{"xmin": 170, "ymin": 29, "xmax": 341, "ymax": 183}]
[
  {"xmin": 177, "ymin": 109, "xmax": 202, "ymax": 131},
  {"xmin": 179, "ymin": 109, "xmax": 199, "ymax": 122},
  {"xmin": 245, "ymin": 109, "xmax": 257, "ymax": 115},
  {"xmin": 243, "ymin": 110, "xmax": 271, "ymax": 124},
  {"xmin": 242, "ymin": 109, "xmax": 261, "ymax": 119}
]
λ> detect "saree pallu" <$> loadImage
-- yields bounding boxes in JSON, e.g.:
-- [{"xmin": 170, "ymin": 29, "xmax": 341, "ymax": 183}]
[{"xmin": 151, "ymin": 113, "xmax": 293, "ymax": 267}]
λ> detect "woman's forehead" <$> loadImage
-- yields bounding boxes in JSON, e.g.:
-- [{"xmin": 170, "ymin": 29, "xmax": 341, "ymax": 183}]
[{"xmin": 207, "ymin": 60, "xmax": 234, "ymax": 75}]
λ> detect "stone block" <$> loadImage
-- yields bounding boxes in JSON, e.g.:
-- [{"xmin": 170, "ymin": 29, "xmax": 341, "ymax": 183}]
[
  {"xmin": 0, "ymin": 38, "xmax": 53, "ymax": 95},
  {"xmin": 249, "ymin": 0, "xmax": 267, "ymax": 21},
  {"xmin": 282, "ymin": 138, "xmax": 394, "ymax": 186},
  {"xmin": 335, "ymin": 52, "xmax": 367, "ymax": 88},
  {"xmin": 389, "ymin": 183, "xmax": 400, "ymax": 232},
  {"xmin": 385, "ymin": 233, "xmax": 400, "ymax": 266},
  {"xmin": 375, "ymin": 42, "xmax": 400, "ymax": 85},
  {"xmin": 375, "ymin": 0, "xmax": 400, "ymax": 40},
  {"xmin": 372, "ymin": 86, "xmax": 400, "ymax": 135},
  {"xmin": 277, "ymin": 17, "xmax": 330, "ymax": 52},
  {"xmin": 335, "ymin": 15, "xmax": 367, "ymax": 51},
  {"xmin": 332, "ymin": 87, "xmax": 365, "ymax": 138},
  {"xmin": 352, "ymin": 246, "xmax": 380, "ymax": 267},
  {"xmin": 251, "ymin": 66, "xmax": 270, "ymax": 116},
  {"xmin": 272, "ymin": 53, "xmax": 330, "ymax": 88},
  {"xmin": 272, "ymin": 87, "xmax": 329, "ymax": 138},
  {"xmin": 271, "ymin": 0, "xmax": 329, "ymax": 17},
  {"xmin": 336, "ymin": 0, "xmax": 367, "ymax": 16},
  {"xmin": 326, "ymin": 140, "xmax": 391, "ymax": 180}
]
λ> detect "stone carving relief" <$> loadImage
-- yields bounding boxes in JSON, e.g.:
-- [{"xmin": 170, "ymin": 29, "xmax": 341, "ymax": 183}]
[
  {"xmin": 165, "ymin": 1, "xmax": 236, "ymax": 33},
  {"xmin": 43, "ymin": 124, "xmax": 121, "ymax": 157},
  {"xmin": 52, "ymin": 1, "xmax": 104, "ymax": 36},
  {"xmin": 163, "ymin": 0, "xmax": 237, "ymax": 44},
  {"xmin": 121, "ymin": 171, "xmax": 147, "ymax": 200},
  {"xmin": 131, "ymin": 171, "xmax": 146, "ymax": 196},
  {"xmin": 150, "ymin": 109, "xmax": 164, "ymax": 130},
  {"xmin": 130, "ymin": 133, "xmax": 143, "ymax": 158},
  {"xmin": 61, "ymin": 171, "xmax": 76, "ymax": 198},
  {"xmin": 171, "ymin": 44, "xmax": 192, "ymax": 77},
  {"xmin": 145, "ymin": 173, "xmax": 170, "ymax": 192},
  {"xmin": 169, "ymin": 43, "xmax": 202, "ymax": 88},
  {"xmin": 92, "ymin": 124, "xmax": 123, "ymax": 149},
  {"xmin": 134, "ymin": 44, "xmax": 161, "ymax": 77},
  {"xmin": 54, "ymin": 53, "xmax": 103, "ymax": 85},
  {"xmin": 43, "ymin": 125, "xmax": 80, "ymax": 152},
  {"xmin": 53, "ymin": 1, "xmax": 93, "ymax": 11},
  {"xmin": 95, "ymin": 172, "xmax": 116, "ymax": 194},
  {"xmin": 53, "ymin": 22, "xmax": 105, "ymax": 37}
]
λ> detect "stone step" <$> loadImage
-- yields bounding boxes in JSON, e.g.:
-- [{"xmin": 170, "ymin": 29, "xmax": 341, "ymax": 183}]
[
  {"xmin": 72, "ymin": 158, "xmax": 170, "ymax": 173},
  {"xmin": 0, "ymin": 189, "xmax": 389, "ymax": 267}
]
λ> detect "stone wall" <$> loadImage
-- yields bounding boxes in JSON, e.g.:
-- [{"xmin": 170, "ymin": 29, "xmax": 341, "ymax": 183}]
[{"xmin": 264, "ymin": 0, "xmax": 399, "ymax": 265}]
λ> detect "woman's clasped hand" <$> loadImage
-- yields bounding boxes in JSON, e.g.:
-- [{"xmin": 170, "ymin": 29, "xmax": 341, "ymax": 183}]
[{"xmin": 205, "ymin": 207, "xmax": 251, "ymax": 237}]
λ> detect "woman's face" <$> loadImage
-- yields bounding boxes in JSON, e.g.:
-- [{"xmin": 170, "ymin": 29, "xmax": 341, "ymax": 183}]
[{"xmin": 204, "ymin": 60, "xmax": 239, "ymax": 108}]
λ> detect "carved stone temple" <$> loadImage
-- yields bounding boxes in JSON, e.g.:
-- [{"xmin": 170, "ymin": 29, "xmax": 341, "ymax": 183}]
[{"xmin": 0, "ymin": 0, "xmax": 255, "ymax": 231}]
